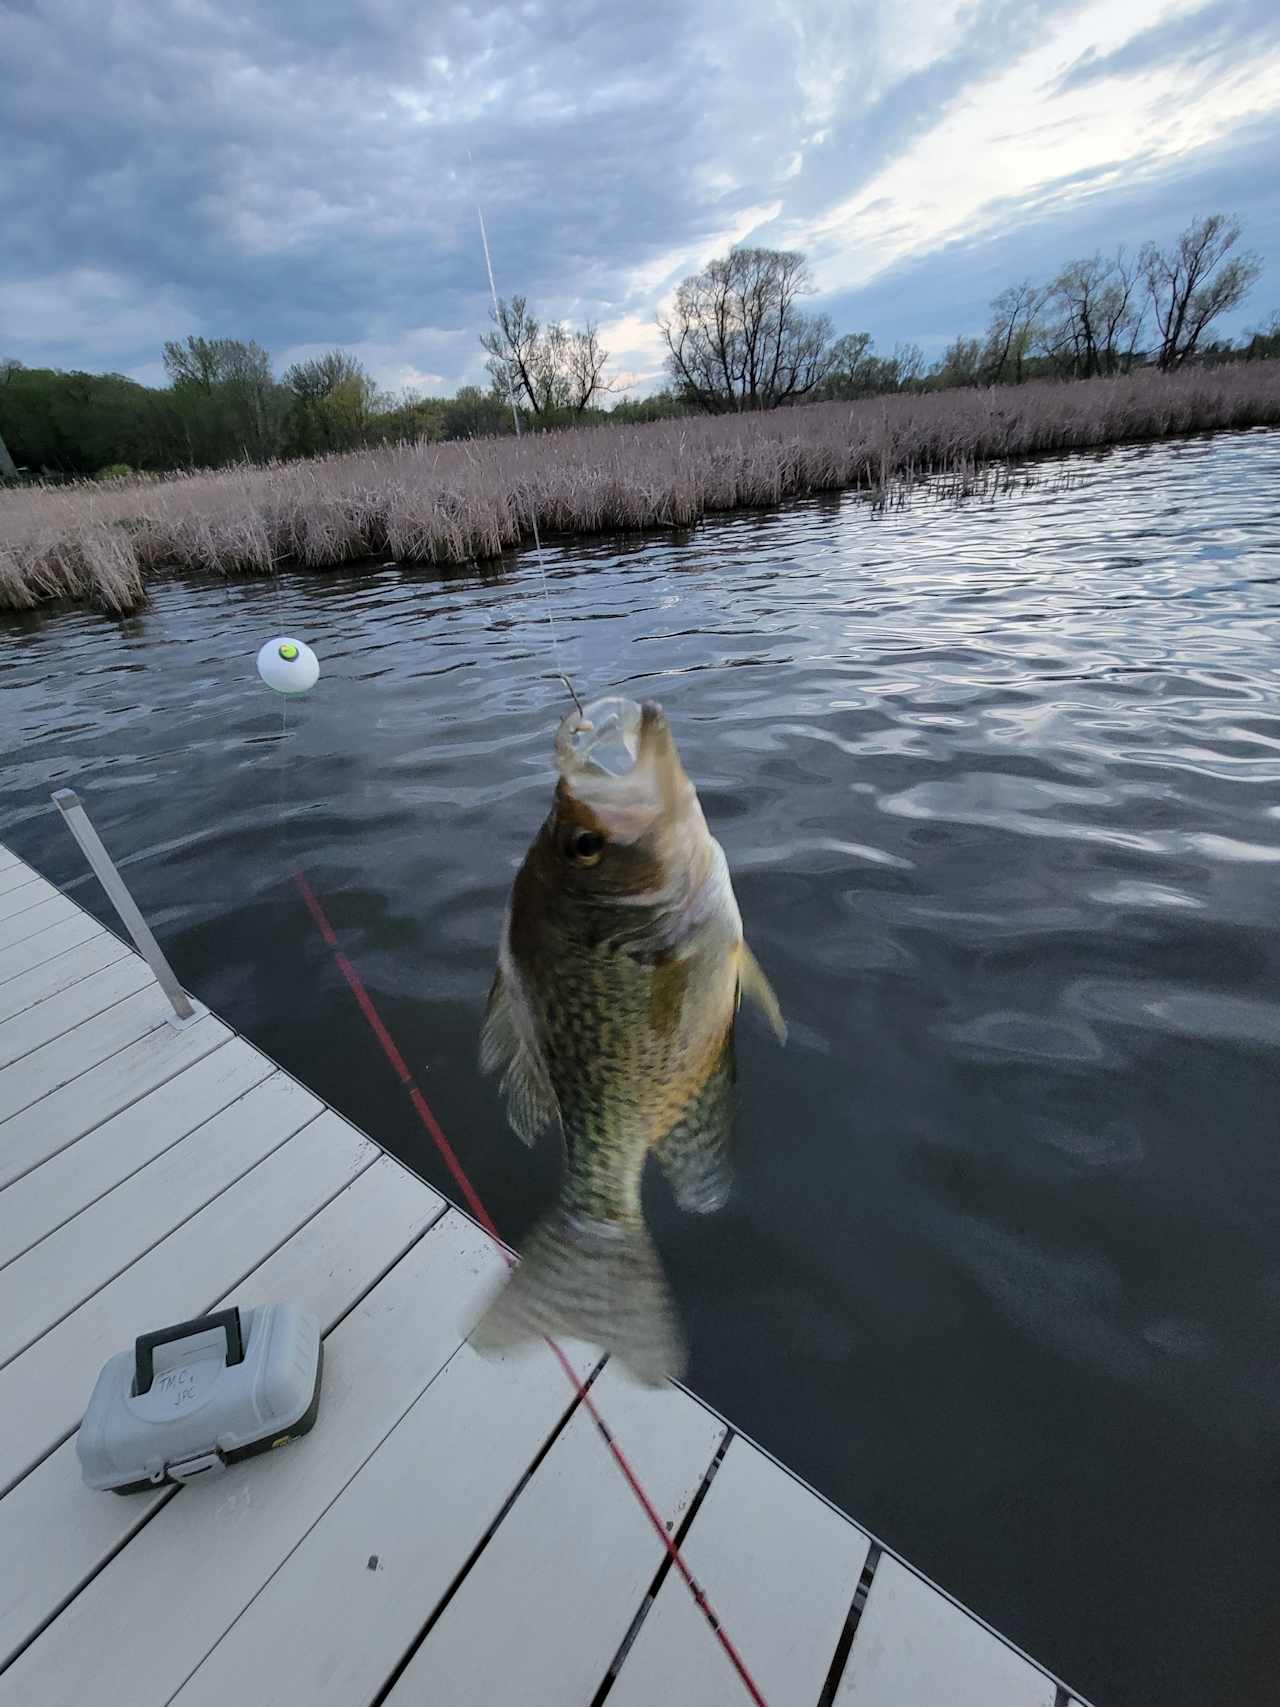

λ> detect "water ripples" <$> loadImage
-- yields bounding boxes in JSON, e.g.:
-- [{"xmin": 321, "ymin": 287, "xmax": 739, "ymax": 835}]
[{"xmin": 3, "ymin": 427, "xmax": 1280, "ymax": 1707}]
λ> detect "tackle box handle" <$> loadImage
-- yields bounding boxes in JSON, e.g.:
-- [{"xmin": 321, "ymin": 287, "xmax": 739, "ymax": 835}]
[{"xmin": 133, "ymin": 1307, "xmax": 245, "ymax": 1395}]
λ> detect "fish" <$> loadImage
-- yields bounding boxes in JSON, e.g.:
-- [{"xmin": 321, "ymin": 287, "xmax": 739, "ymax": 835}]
[{"xmin": 471, "ymin": 694, "xmax": 785, "ymax": 1384}]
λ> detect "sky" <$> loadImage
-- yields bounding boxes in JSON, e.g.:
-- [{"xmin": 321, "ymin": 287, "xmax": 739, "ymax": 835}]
[{"xmin": 2, "ymin": 0, "xmax": 1278, "ymax": 398}]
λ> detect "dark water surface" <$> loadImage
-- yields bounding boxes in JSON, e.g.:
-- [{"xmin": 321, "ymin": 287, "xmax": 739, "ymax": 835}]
[{"xmin": 4, "ymin": 429, "xmax": 1280, "ymax": 1706}]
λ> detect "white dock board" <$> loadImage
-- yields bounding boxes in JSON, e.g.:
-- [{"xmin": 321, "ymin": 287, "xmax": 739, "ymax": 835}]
[
  {"xmin": 0, "ymin": 913, "xmax": 108, "ymax": 989},
  {"xmin": 0, "ymin": 1157, "xmax": 444, "ymax": 1672},
  {"xmin": 0, "ymin": 1111, "xmax": 377, "ymax": 1495},
  {"xmin": 171, "ymin": 1333, "xmax": 601, "ymax": 1707},
  {"xmin": 0, "ymin": 895, "xmax": 81, "ymax": 952},
  {"xmin": 834, "ymin": 1555, "xmax": 1057, "ymax": 1707},
  {"xmin": 0, "ymin": 1039, "xmax": 269, "ymax": 1268},
  {"xmin": 0, "ymin": 848, "xmax": 21, "ymax": 874},
  {"xmin": 0, "ymin": 867, "xmax": 44, "ymax": 901},
  {"xmin": 0, "ymin": 1010, "xmax": 230, "ymax": 1190},
  {"xmin": 609, "ymin": 1434, "xmax": 872, "ymax": 1707},
  {"xmin": 0, "ymin": 1212, "xmax": 497, "ymax": 1707},
  {"xmin": 0, "ymin": 1069, "xmax": 322, "ymax": 1364},
  {"xmin": 0, "ymin": 841, "xmax": 1086, "ymax": 1707},
  {"xmin": 0, "ymin": 955, "xmax": 155, "ymax": 1072},
  {"xmin": 384, "ymin": 1365, "xmax": 727, "ymax": 1707},
  {"xmin": 0, "ymin": 877, "xmax": 61, "ymax": 926},
  {"xmin": 0, "ymin": 933, "xmax": 130, "ymax": 1025},
  {"xmin": 0, "ymin": 982, "xmax": 180, "ymax": 1128}
]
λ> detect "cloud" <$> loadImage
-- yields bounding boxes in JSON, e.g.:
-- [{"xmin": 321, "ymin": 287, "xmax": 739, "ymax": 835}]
[
  {"xmin": 1054, "ymin": 0, "xmax": 1280, "ymax": 95},
  {"xmin": 0, "ymin": 0, "xmax": 1277, "ymax": 394},
  {"xmin": 815, "ymin": 110, "xmax": 1280, "ymax": 354}
]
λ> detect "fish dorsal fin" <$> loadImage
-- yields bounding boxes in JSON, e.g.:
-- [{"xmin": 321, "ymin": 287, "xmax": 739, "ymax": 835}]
[
  {"xmin": 738, "ymin": 941, "xmax": 787, "ymax": 1043},
  {"xmin": 654, "ymin": 1032, "xmax": 735, "ymax": 1215},
  {"xmin": 481, "ymin": 965, "xmax": 558, "ymax": 1146}
]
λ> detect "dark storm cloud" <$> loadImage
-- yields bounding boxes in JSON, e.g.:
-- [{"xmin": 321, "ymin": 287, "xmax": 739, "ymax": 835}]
[
  {"xmin": 1, "ymin": 0, "xmax": 1277, "ymax": 390},
  {"xmin": 1, "ymin": 0, "xmax": 765, "ymax": 380}
]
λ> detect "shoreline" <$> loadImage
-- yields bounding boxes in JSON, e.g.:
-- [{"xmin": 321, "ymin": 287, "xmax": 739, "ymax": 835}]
[{"xmin": 2, "ymin": 364, "xmax": 1278, "ymax": 617}]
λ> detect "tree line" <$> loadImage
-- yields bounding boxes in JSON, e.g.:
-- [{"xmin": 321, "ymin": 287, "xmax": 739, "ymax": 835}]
[
  {"xmin": 0, "ymin": 340, "xmax": 522, "ymax": 480},
  {"xmin": 656, "ymin": 213, "xmax": 1268, "ymax": 410},
  {"xmin": 0, "ymin": 212, "xmax": 1272, "ymax": 481}
]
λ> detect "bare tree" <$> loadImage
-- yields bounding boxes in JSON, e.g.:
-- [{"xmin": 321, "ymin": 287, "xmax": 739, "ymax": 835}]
[
  {"xmin": 1034, "ymin": 252, "xmax": 1146, "ymax": 378},
  {"xmin": 1141, "ymin": 214, "xmax": 1261, "ymax": 370},
  {"xmin": 891, "ymin": 341, "xmax": 925, "ymax": 389},
  {"xmin": 823, "ymin": 334, "xmax": 925, "ymax": 399},
  {"xmin": 480, "ymin": 298, "xmax": 612, "ymax": 416},
  {"xmin": 659, "ymin": 247, "xmax": 835, "ymax": 412},
  {"xmin": 561, "ymin": 321, "xmax": 612, "ymax": 413},
  {"xmin": 983, "ymin": 281, "xmax": 1047, "ymax": 384},
  {"xmin": 1094, "ymin": 251, "xmax": 1145, "ymax": 374},
  {"xmin": 481, "ymin": 296, "xmax": 546, "ymax": 414}
]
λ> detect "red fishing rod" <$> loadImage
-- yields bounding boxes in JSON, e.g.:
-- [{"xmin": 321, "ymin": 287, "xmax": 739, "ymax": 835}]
[{"xmin": 295, "ymin": 870, "xmax": 769, "ymax": 1707}]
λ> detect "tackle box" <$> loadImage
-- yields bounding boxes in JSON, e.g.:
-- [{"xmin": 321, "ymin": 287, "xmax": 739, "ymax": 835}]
[{"xmin": 76, "ymin": 1304, "xmax": 323, "ymax": 1494}]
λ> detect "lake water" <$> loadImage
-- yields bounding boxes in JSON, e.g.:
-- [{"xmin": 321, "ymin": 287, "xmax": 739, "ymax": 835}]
[{"xmin": 3, "ymin": 428, "xmax": 1279, "ymax": 1707}]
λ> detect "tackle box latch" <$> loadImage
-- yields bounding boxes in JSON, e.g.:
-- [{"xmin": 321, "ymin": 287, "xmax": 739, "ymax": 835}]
[{"xmin": 166, "ymin": 1449, "xmax": 227, "ymax": 1484}]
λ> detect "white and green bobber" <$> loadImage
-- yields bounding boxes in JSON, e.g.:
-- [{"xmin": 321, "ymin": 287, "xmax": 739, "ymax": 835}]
[{"xmin": 257, "ymin": 637, "xmax": 319, "ymax": 695}]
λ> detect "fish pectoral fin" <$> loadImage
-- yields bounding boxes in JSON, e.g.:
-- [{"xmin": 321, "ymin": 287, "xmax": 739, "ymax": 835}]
[
  {"xmin": 738, "ymin": 941, "xmax": 787, "ymax": 1043},
  {"xmin": 654, "ymin": 1034, "xmax": 735, "ymax": 1215},
  {"xmin": 480, "ymin": 967, "xmax": 558, "ymax": 1146}
]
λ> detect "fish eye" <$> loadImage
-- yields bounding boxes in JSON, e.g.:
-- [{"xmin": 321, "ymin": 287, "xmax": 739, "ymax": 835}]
[{"xmin": 566, "ymin": 827, "xmax": 606, "ymax": 866}]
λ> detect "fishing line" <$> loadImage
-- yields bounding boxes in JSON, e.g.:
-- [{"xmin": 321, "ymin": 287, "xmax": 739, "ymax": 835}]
[
  {"xmin": 474, "ymin": 195, "xmax": 579, "ymax": 710},
  {"xmin": 269, "ymin": 565, "xmax": 290, "ymax": 849},
  {"xmin": 294, "ymin": 870, "xmax": 771, "ymax": 1707}
]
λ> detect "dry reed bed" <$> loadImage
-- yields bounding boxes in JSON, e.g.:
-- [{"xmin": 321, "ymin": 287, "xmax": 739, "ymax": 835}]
[{"xmin": 2, "ymin": 364, "xmax": 1277, "ymax": 614}]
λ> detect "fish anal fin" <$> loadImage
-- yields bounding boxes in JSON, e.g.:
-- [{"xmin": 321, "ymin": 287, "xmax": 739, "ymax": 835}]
[{"xmin": 738, "ymin": 941, "xmax": 786, "ymax": 1043}]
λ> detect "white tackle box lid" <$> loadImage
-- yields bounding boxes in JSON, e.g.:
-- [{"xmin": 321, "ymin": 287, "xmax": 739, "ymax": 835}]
[{"xmin": 76, "ymin": 1304, "xmax": 323, "ymax": 1494}]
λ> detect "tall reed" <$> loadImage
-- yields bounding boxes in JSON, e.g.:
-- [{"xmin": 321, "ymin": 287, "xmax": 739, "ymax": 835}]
[{"xmin": 1, "ymin": 364, "xmax": 1276, "ymax": 614}]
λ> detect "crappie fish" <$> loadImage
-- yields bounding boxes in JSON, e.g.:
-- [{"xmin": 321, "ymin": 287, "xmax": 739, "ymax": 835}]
[{"xmin": 471, "ymin": 695, "xmax": 784, "ymax": 1384}]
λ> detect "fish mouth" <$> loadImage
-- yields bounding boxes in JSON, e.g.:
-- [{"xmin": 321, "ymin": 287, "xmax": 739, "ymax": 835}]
[
  {"xmin": 555, "ymin": 696, "xmax": 652, "ymax": 780},
  {"xmin": 554, "ymin": 695, "xmax": 692, "ymax": 831}
]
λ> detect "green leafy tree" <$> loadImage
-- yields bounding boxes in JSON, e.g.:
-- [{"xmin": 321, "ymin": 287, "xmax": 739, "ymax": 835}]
[
  {"xmin": 606, "ymin": 390, "xmax": 690, "ymax": 424},
  {"xmin": 0, "ymin": 363, "xmax": 174, "ymax": 475},
  {"xmin": 0, "ymin": 358, "xmax": 20, "ymax": 477},
  {"xmin": 1241, "ymin": 312, "xmax": 1280, "ymax": 361},
  {"xmin": 442, "ymin": 385, "xmax": 512, "ymax": 439},
  {"xmin": 161, "ymin": 336, "xmax": 284, "ymax": 464},
  {"xmin": 282, "ymin": 351, "xmax": 383, "ymax": 454},
  {"xmin": 928, "ymin": 335, "xmax": 985, "ymax": 390}
]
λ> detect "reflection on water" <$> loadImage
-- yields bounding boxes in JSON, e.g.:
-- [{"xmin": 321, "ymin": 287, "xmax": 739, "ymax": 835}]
[{"xmin": 4, "ymin": 428, "xmax": 1280, "ymax": 1707}]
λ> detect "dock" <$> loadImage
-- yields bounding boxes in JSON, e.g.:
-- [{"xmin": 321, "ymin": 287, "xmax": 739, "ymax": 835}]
[{"xmin": 0, "ymin": 836, "xmax": 1087, "ymax": 1706}]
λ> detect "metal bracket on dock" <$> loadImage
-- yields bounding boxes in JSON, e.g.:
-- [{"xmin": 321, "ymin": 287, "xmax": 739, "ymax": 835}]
[{"xmin": 51, "ymin": 788, "xmax": 203, "ymax": 1029}]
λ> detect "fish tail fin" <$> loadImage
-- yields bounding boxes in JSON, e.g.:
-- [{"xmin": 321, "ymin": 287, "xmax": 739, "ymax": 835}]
[{"xmin": 469, "ymin": 1208, "xmax": 686, "ymax": 1386}]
